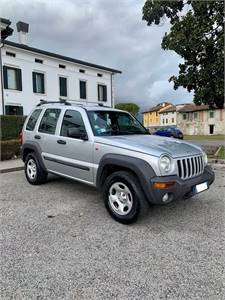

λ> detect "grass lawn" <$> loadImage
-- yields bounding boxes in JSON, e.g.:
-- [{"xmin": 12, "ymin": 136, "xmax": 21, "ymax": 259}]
[{"xmin": 184, "ymin": 135, "xmax": 225, "ymax": 141}]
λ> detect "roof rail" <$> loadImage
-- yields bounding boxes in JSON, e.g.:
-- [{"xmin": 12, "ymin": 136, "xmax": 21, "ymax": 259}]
[{"xmin": 36, "ymin": 99, "xmax": 71, "ymax": 107}]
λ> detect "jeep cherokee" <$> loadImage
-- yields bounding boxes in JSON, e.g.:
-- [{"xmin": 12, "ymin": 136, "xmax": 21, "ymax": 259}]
[{"xmin": 21, "ymin": 101, "xmax": 215, "ymax": 224}]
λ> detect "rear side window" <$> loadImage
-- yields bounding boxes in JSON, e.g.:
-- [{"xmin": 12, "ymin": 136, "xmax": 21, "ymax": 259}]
[
  {"xmin": 38, "ymin": 108, "xmax": 61, "ymax": 134},
  {"xmin": 60, "ymin": 110, "xmax": 85, "ymax": 137},
  {"xmin": 26, "ymin": 109, "xmax": 42, "ymax": 131}
]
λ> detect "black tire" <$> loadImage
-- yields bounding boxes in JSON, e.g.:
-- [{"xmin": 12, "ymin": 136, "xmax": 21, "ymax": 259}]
[
  {"xmin": 25, "ymin": 153, "xmax": 47, "ymax": 185},
  {"xmin": 103, "ymin": 171, "xmax": 149, "ymax": 224}
]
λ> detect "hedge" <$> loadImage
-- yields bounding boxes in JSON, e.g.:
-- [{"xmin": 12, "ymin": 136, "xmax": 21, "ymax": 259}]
[
  {"xmin": 0, "ymin": 115, "xmax": 26, "ymax": 141},
  {"xmin": 0, "ymin": 139, "xmax": 21, "ymax": 161}
]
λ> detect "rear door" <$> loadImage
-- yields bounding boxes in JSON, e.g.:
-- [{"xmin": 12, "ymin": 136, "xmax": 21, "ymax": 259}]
[{"xmin": 40, "ymin": 108, "xmax": 94, "ymax": 184}]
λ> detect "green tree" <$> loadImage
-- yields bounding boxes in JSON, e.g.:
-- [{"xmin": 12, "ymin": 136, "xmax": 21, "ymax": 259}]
[
  {"xmin": 142, "ymin": 0, "xmax": 224, "ymax": 108},
  {"xmin": 115, "ymin": 103, "xmax": 140, "ymax": 115}
]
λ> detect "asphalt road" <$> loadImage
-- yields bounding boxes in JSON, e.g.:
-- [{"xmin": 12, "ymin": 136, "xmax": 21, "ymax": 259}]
[{"xmin": 0, "ymin": 166, "xmax": 224, "ymax": 299}]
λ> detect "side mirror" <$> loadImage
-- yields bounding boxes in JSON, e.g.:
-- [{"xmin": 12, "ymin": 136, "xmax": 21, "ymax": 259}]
[{"xmin": 67, "ymin": 127, "xmax": 88, "ymax": 140}]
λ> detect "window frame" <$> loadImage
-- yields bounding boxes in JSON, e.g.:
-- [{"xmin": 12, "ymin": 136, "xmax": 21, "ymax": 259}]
[
  {"xmin": 5, "ymin": 105, "xmax": 23, "ymax": 115},
  {"xmin": 60, "ymin": 109, "xmax": 88, "ymax": 140},
  {"xmin": 59, "ymin": 76, "xmax": 68, "ymax": 98},
  {"xmin": 32, "ymin": 71, "xmax": 46, "ymax": 94},
  {"xmin": 209, "ymin": 111, "xmax": 214, "ymax": 118},
  {"xmin": 38, "ymin": 108, "xmax": 61, "ymax": 135},
  {"xmin": 3, "ymin": 65, "xmax": 22, "ymax": 91},
  {"xmin": 97, "ymin": 84, "xmax": 107, "ymax": 102},
  {"xmin": 79, "ymin": 79, "xmax": 87, "ymax": 100},
  {"xmin": 26, "ymin": 109, "xmax": 42, "ymax": 131}
]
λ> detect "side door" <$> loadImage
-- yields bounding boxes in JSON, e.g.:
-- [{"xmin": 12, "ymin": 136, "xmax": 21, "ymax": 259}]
[
  {"xmin": 43, "ymin": 108, "xmax": 94, "ymax": 184},
  {"xmin": 36, "ymin": 107, "xmax": 62, "ymax": 169}
]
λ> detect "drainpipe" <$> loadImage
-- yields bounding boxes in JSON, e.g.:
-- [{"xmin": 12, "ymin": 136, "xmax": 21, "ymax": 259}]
[
  {"xmin": 0, "ymin": 41, "xmax": 4, "ymax": 115},
  {"xmin": 111, "ymin": 73, "xmax": 114, "ymax": 108}
]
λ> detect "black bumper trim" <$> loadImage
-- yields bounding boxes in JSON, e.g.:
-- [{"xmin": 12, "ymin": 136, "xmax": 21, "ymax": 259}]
[{"xmin": 147, "ymin": 165, "xmax": 215, "ymax": 204}]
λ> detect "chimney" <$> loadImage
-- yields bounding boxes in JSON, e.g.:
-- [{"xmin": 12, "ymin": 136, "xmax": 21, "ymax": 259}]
[{"xmin": 16, "ymin": 21, "xmax": 29, "ymax": 45}]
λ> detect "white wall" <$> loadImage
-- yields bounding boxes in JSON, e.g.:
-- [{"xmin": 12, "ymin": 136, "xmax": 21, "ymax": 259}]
[
  {"xmin": 160, "ymin": 111, "xmax": 177, "ymax": 126},
  {"xmin": 1, "ymin": 44, "xmax": 113, "ymax": 115}
]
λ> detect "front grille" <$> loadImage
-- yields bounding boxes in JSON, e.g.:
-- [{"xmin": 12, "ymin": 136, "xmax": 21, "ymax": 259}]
[{"xmin": 177, "ymin": 155, "xmax": 204, "ymax": 179}]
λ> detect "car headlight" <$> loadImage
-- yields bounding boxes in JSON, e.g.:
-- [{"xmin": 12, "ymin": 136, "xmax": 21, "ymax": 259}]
[
  {"xmin": 202, "ymin": 151, "xmax": 208, "ymax": 165},
  {"xmin": 159, "ymin": 154, "xmax": 173, "ymax": 174}
]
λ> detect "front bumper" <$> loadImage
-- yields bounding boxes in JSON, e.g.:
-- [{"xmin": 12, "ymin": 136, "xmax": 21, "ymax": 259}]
[{"xmin": 148, "ymin": 165, "xmax": 215, "ymax": 204}]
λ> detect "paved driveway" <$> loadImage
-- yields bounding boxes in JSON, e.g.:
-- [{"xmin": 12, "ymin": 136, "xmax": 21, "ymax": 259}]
[{"xmin": 0, "ymin": 166, "xmax": 224, "ymax": 299}]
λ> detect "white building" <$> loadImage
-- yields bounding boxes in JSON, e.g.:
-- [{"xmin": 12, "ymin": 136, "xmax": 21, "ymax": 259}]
[
  {"xmin": 159, "ymin": 105, "xmax": 176, "ymax": 126},
  {"xmin": 0, "ymin": 21, "xmax": 121, "ymax": 115}
]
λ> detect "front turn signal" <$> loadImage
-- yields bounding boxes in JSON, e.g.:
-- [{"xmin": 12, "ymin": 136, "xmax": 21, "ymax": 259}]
[{"xmin": 153, "ymin": 182, "xmax": 175, "ymax": 189}]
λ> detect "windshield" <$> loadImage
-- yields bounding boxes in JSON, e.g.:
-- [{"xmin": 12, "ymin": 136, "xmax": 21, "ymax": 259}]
[{"xmin": 88, "ymin": 110, "xmax": 149, "ymax": 136}]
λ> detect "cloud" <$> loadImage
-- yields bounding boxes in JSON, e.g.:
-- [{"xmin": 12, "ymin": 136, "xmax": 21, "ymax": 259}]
[{"xmin": 0, "ymin": 0, "xmax": 193, "ymax": 110}]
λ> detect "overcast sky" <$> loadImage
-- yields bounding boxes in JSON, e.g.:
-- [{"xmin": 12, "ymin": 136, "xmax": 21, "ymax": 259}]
[{"xmin": 1, "ymin": 0, "xmax": 193, "ymax": 110}]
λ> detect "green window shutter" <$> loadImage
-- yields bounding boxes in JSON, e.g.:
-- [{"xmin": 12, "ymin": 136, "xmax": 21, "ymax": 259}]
[
  {"xmin": 32, "ymin": 72, "xmax": 37, "ymax": 93},
  {"xmin": 103, "ymin": 85, "xmax": 107, "ymax": 102},
  {"xmin": 41, "ymin": 74, "xmax": 45, "ymax": 94},
  {"xmin": 97, "ymin": 84, "xmax": 100, "ymax": 101},
  {"xmin": 3, "ymin": 66, "xmax": 8, "ymax": 89},
  {"xmin": 59, "ymin": 77, "xmax": 67, "ymax": 97},
  {"xmin": 16, "ymin": 69, "xmax": 22, "ymax": 91}
]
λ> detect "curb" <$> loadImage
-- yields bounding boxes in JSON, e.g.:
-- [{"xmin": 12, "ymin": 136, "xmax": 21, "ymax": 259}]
[{"xmin": 0, "ymin": 166, "xmax": 24, "ymax": 174}]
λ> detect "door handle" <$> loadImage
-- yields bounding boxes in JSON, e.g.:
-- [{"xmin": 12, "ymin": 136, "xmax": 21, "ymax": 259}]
[
  {"xmin": 57, "ymin": 140, "xmax": 67, "ymax": 145},
  {"xmin": 34, "ymin": 135, "xmax": 41, "ymax": 139}
]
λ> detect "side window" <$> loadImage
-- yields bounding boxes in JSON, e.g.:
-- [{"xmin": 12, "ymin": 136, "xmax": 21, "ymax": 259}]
[
  {"xmin": 38, "ymin": 108, "xmax": 61, "ymax": 134},
  {"xmin": 26, "ymin": 109, "xmax": 42, "ymax": 131},
  {"xmin": 60, "ymin": 110, "xmax": 86, "ymax": 137}
]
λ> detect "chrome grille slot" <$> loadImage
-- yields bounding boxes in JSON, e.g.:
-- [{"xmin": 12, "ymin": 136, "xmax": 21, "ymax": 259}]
[{"xmin": 177, "ymin": 155, "xmax": 204, "ymax": 179}]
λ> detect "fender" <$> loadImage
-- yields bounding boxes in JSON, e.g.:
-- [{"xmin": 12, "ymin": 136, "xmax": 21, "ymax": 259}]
[
  {"xmin": 96, "ymin": 153, "xmax": 156, "ymax": 201},
  {"xmin": 21, "ymin": 141, "xmax": 47, "ymax": 172}
]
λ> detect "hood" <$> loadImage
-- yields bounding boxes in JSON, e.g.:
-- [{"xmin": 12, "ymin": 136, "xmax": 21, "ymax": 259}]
[{"xmin": 94, "ymin": 134, "xmax": 202, "ymax": 158}]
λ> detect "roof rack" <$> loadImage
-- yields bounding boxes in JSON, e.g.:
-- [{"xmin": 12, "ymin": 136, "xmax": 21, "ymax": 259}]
[{"xmin": 36, "ymin": 99, "xmax": 71, "ymax": 107}]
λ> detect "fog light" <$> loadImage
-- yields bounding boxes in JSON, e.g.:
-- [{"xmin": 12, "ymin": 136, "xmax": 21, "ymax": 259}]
[{"xmin": 162, "ymin": 193, "xmax": 169, "ymax": 202}]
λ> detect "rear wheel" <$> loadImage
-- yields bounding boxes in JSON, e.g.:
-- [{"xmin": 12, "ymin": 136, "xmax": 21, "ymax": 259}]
[
  {"xmin": 103, "ymin": 171, "xmax": 149, "ymax": 224},
  {"xmin": 25, "ymin": 153, "xmax": 47, "ymax": 185}
]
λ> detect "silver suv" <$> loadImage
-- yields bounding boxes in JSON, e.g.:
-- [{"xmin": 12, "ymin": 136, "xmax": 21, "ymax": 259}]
[{"xmin": 21, "ymin": 100, "xmax": 215, "ymax": 224}]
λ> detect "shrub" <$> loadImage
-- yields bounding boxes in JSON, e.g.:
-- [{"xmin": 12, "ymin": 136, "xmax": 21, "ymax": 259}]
[
  {"xmin": 0, "ymin": 139, "xmax": 21, "ymax": 161},
  {"xmin": 0, "ymin": 115, "xmax": 26, "ymax": 141}
]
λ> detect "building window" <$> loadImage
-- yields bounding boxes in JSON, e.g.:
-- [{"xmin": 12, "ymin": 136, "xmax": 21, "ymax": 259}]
[
  {"xmin": 35, "ymin": 58, "xmax": 43, "ymax": 64},
  {"xmin": 6, "ymin": 51, "xmax": 16, "ymax": 57},
  {"xmin": 98, "ymin": 84, "xmax": 107, "ymax": 102},
  {"xmin": 194, "ymin": 112, "xmax": 198, "ymax": 119},
  {"xmin": 163, "ymin": 119, "xmax": 165, "ymax": 124},
  {"xmin": 79, "ymin": 69, "xmax": 85, "ymax": 73},
  {"xmin": 172, "ymin": 118, "xmax": 174, "ymax": 123},
  {"xmin": 3, "ymin": 66, "xmax": 22, "ymax": 91},
  {"xmin": 183, "ymin": 113, "xmax": 187, "ymax": 120},
  {"xmin": 166, "ymin": 118, "xmax": 168, "ymax": 124},
  {"xmin": 32, "ymin": 72, "xmax": 45, "ymax": 94},
  {"xmin": 209, "ymin": 111, "xmax": 214, "ymax": 118},
  {"xmin": 97, "ymin": 73, "xmax": 103, "ymax": 77},
  {"xmin": 79, "ymin": 80, "xmax": 87, "ymax": 99},
  {"xmin": 156, "ymin": 112, "xmax": 158, "ymax": 116},
  {"xmin": 38, "ymin": 108, "xmax": 61, "ymax": 134},
  {"xmin": 59, "ymin": 64, "xmax": 66, "ymax": 69},
  {"xmin": 59, "ymin": 77, "xmax": 67, "ymax": 97},
  {"xmin": 5, "ymin": 105, "xmax": 23, "ymax": 115},
  {"xmin": 26, "ymin": 109, "xmax": 42, "ymax": 131}
]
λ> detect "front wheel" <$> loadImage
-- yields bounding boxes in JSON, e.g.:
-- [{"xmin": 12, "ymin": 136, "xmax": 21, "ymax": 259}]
[{"xmin": 103, "ymin": 171, "xmax": 149, "ymax": 224}]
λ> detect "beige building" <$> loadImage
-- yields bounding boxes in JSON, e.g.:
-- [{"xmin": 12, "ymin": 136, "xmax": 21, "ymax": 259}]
[
  {"xmin": 143, "ymin": 102, "xmax": 171, "ymax": 128},
  {"xmin": 177, "ymin": 104, "xmax": 225, "ymax": 135}
]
